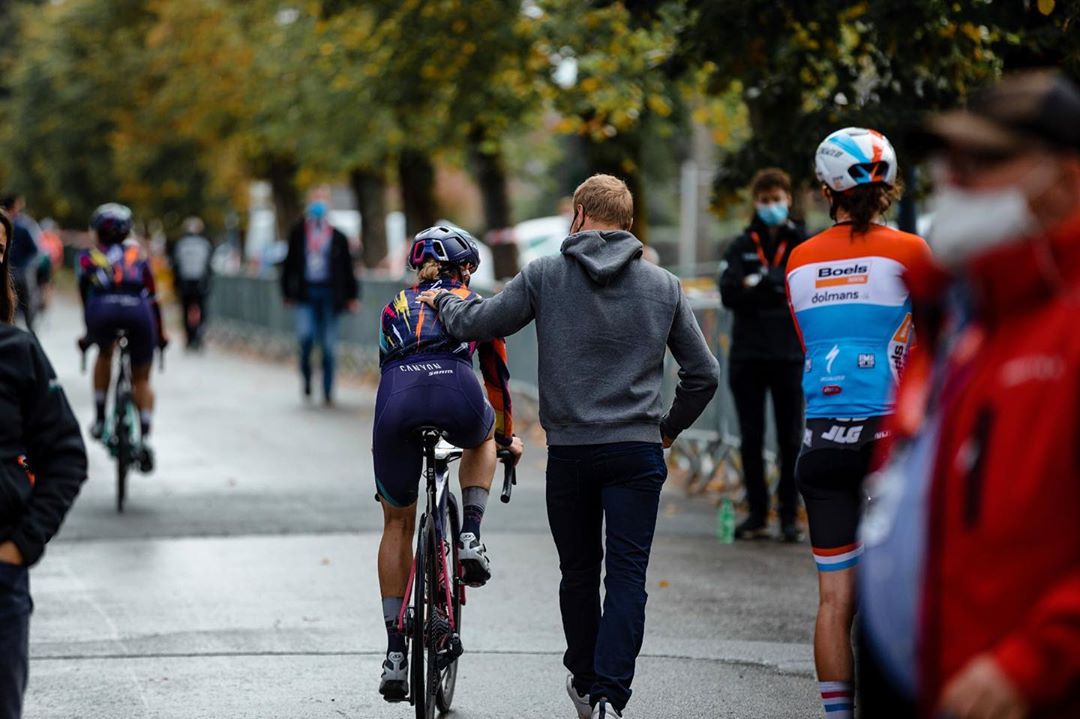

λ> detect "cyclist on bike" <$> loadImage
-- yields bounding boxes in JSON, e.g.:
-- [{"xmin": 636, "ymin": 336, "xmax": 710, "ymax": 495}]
[
  {"xmin": 77, "ymin": 203, "xmax": 168, "ymax": 472},
  {"xmin": 785, "ymin": 128, "xmax": 929, "ymax": 718},
  {"xmin": 373, "ymin": 225, "xmax": 522, "ymax": 702}
]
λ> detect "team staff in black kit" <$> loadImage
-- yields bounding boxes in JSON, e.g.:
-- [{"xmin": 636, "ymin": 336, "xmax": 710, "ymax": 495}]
[{"xmin": 719, "ymin": 168, "xmax": 806, "ymax": 543}]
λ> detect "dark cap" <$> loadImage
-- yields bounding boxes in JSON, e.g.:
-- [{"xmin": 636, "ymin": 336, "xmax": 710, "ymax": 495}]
[{"xmin": 920, "ymin": 70, "xmax": 1080, "ymax": 155}]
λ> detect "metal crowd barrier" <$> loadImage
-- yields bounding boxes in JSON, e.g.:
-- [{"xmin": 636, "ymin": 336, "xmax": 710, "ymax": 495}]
[{"xmin": 208, "ymin": 273, "xmax": 768, "ymax": 445}]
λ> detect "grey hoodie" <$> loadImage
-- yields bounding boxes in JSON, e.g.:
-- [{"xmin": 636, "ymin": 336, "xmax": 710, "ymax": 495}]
[{"xmin": 434, "ymin": 230, "xmax": 719, "ymax": 445}]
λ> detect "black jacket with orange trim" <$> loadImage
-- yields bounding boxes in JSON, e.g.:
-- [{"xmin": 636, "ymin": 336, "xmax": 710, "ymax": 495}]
[{"xmin": 0, "ymin": 326, "xmax": 87, "ymax": 566}]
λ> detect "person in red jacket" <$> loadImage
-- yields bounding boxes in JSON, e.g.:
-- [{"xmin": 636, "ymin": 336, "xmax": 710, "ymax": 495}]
[{"xmin": 858, "ymin": 70, "xmax": 1080, "ymax": 719}]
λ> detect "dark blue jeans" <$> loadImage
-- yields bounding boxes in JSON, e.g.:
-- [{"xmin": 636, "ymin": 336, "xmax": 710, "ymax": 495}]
[
  {"xmin": 296, "ymin": 284, "xmax": 340, "ymax": 398},
  {"xmin": 0, "ymin": 561, "xmax": 31, "ymax": 719},
  {"xmin": 546, "ymin": 441, "xmax": 666, "ymax": 712}
]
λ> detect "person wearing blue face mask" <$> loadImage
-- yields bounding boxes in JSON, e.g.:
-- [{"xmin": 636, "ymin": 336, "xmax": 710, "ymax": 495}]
[
  {"xmin": 281, "ymin": 187, "xmax": 361, "ymax": 405},
  {"xmin": 718, "ymin": 168, "xmax": 807, "ymax": 543}
]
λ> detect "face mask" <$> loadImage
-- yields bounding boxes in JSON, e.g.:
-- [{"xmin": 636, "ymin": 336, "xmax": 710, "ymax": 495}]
[
  {"xmin": 307, "ymin": 201, "xmax": 328, "ymax": 221},
  {"xmin": 756, "ymin": 202, "xmax": 789, "ymax": 227},
  {"xmin": 929, "ymin": 163, "xmax": 1059, "ymax": 268}
]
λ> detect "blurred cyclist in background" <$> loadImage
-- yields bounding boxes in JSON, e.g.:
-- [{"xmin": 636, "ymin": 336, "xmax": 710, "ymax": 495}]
[
  {"xmin": 372, "ymin": 225, "xmax": 522, "ymax": 702},
  {"xmin": 719, "ymin": 167, "xmax": 807, "ymax": 543},
  {"xmin": 859, "ymin": 69, "xmax": 1080, "ymax": 719},
  {"xmin": 78, "ymin": 204, "xmax": 168, "ymax": 472},
  {"xmin": 170, "ymin": 216, "xmax": 213, "ymax": 350},
  {"xmin": 785, "ymin": 128, "xmax": 929, "ymax": 718}
]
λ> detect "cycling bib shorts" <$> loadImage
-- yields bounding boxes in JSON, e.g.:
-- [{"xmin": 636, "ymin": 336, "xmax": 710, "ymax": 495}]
[
  {"xmin": 85, "ymin": 295, "xmax": 157, "ymax": 367},
  {"xmin": 373, "ymin": 354, "xmax": 495, "ymax": 508},
  {"xmin": 796, "ymin": 416, "xmax": 889, "ymax": 572}
]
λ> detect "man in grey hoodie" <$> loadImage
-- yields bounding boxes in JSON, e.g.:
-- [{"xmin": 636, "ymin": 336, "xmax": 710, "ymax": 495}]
[{"xmin": 419, "ymin": 174, "xmax": 719, "ymax": 718}]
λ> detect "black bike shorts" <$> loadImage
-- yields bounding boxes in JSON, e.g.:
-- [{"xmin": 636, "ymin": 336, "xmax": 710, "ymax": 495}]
[
  {"xmin": 796, "ymin": 416, "xmax": 889, "ymax": 573},
  {"xmin": 372, "ymin": 354, "xmax": 494, "ymax": 508},
  {"xmin": 85, "ymin": 295, "xmax": 157, "ymax": 367}
]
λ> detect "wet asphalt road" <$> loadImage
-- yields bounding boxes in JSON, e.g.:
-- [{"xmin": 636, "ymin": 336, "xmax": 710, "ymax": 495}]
[{"xmin": 22, "ymin": 298, "xmax": 820, "ymax": 718}]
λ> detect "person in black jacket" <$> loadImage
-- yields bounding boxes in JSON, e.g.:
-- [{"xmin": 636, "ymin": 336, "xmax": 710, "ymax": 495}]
[
  {"xmin": 279, "ymin": 188, "xmax": 360, "ymax": 405},
  {"xmin": 0, "ymin": 209, "xmax": 88, "ymax": 719},
  {"xmin": 719, "ymin": 168, "xmax": 806, "ymax": 543}
]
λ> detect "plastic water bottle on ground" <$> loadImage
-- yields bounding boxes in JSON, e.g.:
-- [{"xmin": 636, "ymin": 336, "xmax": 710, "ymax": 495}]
[{"xmin": 717, "ymin": 498, "xmax": 735, "ymax": 544}]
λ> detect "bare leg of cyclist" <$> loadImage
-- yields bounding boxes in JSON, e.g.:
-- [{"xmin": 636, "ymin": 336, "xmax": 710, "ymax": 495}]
[
  {"xmin": 813, "ymin": 567, "xmax": 857, "ymax": 718},
  {"xmin": 378, "ymin": 499, "xmax": 416, "ymax": 604},
  {"xmin": 91, "ymin": 346, "xmax": 112, "ymax": 434},
  {"xmin": 458, "ymin": 428, "xmax": 496, "ymax": 586},
  {"xmin": 378, "ymin": 499, "xmax": 415, "ymax": 699}
]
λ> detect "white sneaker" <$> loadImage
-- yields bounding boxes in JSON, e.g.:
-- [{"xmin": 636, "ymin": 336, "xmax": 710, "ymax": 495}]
[
  {"xmin": 458, "ymin": 532, "xmax": 492, "ymax": 587},
  {"xmin": 592, "ymin": 699, "xmax": 623, "ymax": 718},
  {"xmin": 567, "ymin": 675, "xmax": 591, "ymax": 719}
]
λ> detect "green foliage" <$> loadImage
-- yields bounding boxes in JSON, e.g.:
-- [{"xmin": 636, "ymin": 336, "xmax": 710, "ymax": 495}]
[
  {"xmin": 681, "ymin": 0, "xmax": 1080, "ymax": 205},
  {"xmin": 2, "ymin": 0, "xmax": 1079, "ymax": 233}
]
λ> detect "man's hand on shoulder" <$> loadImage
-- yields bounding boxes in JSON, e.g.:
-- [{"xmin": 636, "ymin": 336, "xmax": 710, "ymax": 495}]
[
  {"xmin": 0, "ymin": 541, "xmax": 25, "ymax": 566},
  {"xmin": 418, "ymin": 289, "xmax": 448, "ymax": 308}
]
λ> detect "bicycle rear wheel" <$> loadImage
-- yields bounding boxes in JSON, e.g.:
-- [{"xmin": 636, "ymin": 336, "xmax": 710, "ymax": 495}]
[
  {"xmin": 114, "ymin": 394, "xmax": 133, "ymax": 513},
  {"xmin": 412, "ymin": 514, "xmax": 431, "ymax": 719},
  {"xmin": 423, "ymin": 512, "xmax": 441, "ymax": 719},
  {"xmin": 436, "ymin": 493, "xmax": 462, "ymax": 712}
]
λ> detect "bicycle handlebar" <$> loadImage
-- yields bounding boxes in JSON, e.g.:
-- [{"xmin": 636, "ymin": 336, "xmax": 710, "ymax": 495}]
[
  {"xmin": 76, "ymin": 337, "xmax": 167, "ymax": 373},
  {"xmin": 497, "ymin": 449, "xmax": 517, "ymax": 504}
]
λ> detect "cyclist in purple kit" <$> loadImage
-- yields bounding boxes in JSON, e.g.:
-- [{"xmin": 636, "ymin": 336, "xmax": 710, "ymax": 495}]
[
  {"xmin": 372, "ymin": 225, "xmax": 523, "ymax": 702},
  {"xmin": 77, "ymin": 204, "xmax": 168, "ymax": 472},
  {"xmin": 420, "ymin": 175, "xmax": 718, "ymax": 719}
]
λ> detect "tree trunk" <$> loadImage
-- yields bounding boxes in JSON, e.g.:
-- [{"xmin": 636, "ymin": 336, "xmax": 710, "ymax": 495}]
[
  {"xmin": 469, "ymin": 128, "xmax": 518, "ymax": 279},
  {"xmin": 583, "ymin": 131, "xmax": 648, "ymax": 245},
  {"xmin": 267, "ymin": 156, "xmax": 300, "ymax": 242},
  {"xmin": 398, "ymin": 150, "xmax": 437, "ymax": 237},
  {"xmin": 350, "ymin": 165, "xmax": 388, "ymax": 268}
]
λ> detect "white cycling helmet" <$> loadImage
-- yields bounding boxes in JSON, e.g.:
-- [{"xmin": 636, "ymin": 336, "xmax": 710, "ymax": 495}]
[{"xmin": 814, "ymin": 127, "xmax": 898, "ymax": 192}]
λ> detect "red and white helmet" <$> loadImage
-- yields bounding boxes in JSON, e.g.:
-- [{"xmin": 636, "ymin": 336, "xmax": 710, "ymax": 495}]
[{"xmin": 814, "ymin": 127, "xmax": 898, "ymax": 192}]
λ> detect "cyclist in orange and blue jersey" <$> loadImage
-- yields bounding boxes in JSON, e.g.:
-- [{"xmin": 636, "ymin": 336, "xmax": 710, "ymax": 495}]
[
  {"xmin": 786, "ymin": 128, "xmax": 930, "ymax": 718},
  {"xmin": 374, "ymin": 225, "xmax": 522, "ymax": 701},
  {"xmin": 77, "ymin": 203, "xmax": 167, "ymax": 472}
]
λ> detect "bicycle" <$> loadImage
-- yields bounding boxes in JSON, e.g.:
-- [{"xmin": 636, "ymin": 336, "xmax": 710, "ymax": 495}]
[
  {"xmin": 80, "ymin": 330, "xmax": 160, "ymax": 513},
  {"xmin": 396, "ymin": 427, "xmax": 516, "ymax": 719}
]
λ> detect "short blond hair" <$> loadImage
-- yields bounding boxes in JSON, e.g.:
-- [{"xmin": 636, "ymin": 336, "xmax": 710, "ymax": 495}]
[{"xmin": 572, "ymin": 174, "xmax": 634, "ymax": 230}]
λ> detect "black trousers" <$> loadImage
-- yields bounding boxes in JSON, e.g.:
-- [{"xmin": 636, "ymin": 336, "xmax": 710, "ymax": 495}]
[
  {"xmin": 545, "ymin": 442, "xmax": 666, "ymax": 713},
  {"xmin": 729, "ymin": 359, "xmax": 804, "ymax": 524},
  {"xmin": 0, "ymin": 562, "xmax": 30, "ymax": 719},
  {"xmin": 178, "ymin": 282, "xmax": 208, "ymax": 348}
]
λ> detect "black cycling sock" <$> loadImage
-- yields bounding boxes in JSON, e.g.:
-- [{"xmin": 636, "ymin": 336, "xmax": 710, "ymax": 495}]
[
  {"xmin": 461, "ymin": 486, "xmax": 489, "ymax": 538},
  {"xmin": 140, "ymin": 410, "xmax": 152, "ymax": 438},
  {"xmin": 383, "ymin": 597, "xmax": 406, "ymax": 653},
  {"xmin": 94, "ymin": 392, "xmax": 106, "ymax": 423}
]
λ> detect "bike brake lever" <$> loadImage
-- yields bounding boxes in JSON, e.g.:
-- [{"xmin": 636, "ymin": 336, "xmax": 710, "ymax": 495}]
[{"xmin": 499, "ymin": 454, "xmax": 515, "ymax": 504}]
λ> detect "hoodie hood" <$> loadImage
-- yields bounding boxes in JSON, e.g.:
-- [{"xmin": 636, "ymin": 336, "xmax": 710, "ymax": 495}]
[{"xmin": 561, "ymin": 230, "xmax": 643, "ymax": 284}]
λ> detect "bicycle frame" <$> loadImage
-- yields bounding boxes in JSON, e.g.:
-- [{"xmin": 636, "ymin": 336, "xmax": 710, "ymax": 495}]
[{"xmin": 397, "ymin": 436, "xmax": 460, "ymax": 636}]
